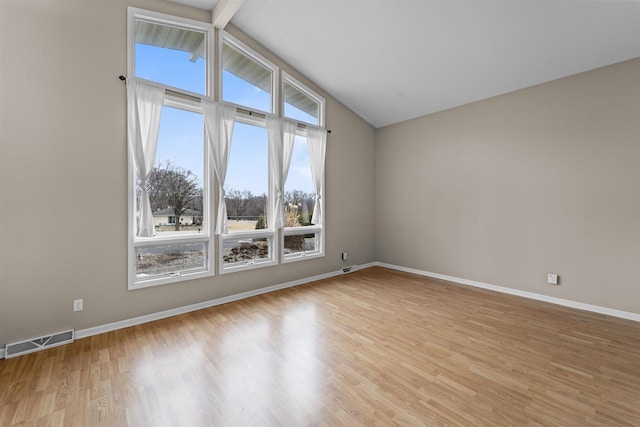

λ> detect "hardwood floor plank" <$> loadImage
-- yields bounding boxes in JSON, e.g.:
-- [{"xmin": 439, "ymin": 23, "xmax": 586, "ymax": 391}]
[{"xmin": 1, "ymin": 267, "xmax": 639, "ymax": 426}]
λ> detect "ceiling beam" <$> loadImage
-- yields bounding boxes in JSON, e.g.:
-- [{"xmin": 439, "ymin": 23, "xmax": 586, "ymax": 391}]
[{"xmin": 212, "ymin": 0, "xmax": 244, "ymax": 29}]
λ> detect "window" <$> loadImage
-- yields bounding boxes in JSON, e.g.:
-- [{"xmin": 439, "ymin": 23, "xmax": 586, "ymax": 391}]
[
  {"xmin": 133, "ymin": 17, "xmax": 207, "ymax": 95},
  {"xmin": 281, "ymin": 76, "xmax": 325, "ymax": 262},
  {"xmin": 219, "ymin": 33, "xmax": 278, "ymax": 273},
  {"xmin": 220, "ymin": 120, "xmax": 276, "ymax": 271},
  {"xmin": 221, "ymin": 34, "xmax": 276, "ymax": 114},
  {"xmin": 283, "ymin": 72, "xmax": 323, "ymax": 126},
  {"xmin": 225, "ymin": 123, "xmax": 269, "ymax": 229},
  {"xmin": 282, "ymin": 134, "xmax": 323, "ymax": 261},
  {"xmin": 127, "ymin": 8, "xmax": 213, "ymax": 289},
  {"xmin": 127, "ymin": 10, "xmax": 326, "ymax": 286}
]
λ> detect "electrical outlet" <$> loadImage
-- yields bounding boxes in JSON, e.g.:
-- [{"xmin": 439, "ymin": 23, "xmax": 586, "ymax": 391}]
[
  {"xmin": 341, "ymin": 252, "xmax": 348, "ymax": 261},
  {"xmin": 547, "ymin": 274, "xmax": 559, "ymax": 285},
  {"xmin": 73, "ymin": 299, "xmax": 83, "ymax": 312}
]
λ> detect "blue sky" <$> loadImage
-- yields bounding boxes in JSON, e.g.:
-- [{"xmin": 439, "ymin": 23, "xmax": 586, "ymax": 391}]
[{"xmin": 136, "ymin": 43, "xmax": 315, "ymax": 195}]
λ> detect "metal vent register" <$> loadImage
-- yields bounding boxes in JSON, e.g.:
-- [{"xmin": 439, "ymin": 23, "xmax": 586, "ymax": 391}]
[{"xmin": 5, "ymin": 330, "xmax": 74, "ymax": 358}]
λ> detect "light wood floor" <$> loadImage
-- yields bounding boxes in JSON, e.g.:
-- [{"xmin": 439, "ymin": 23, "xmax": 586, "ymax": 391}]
[{"xmin": 1, "ymin": 267, "xmax": 639, "ymax": 426}]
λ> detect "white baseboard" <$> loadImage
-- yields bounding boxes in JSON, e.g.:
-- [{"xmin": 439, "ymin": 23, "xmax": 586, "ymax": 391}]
[
  {"xmin": 2, "ymin": 263, "xmax": 376, "ymax": 359},
  {"xmin": 75, "ymin": 262, "xmax": 376, "ymax": 341},
  {"xmin": 3, "ymin": 260, "xmax": 635, "ymax": 360},
  {"xmin": 374, "ymin": 262, "xmax": 640, "ymax": 322}
]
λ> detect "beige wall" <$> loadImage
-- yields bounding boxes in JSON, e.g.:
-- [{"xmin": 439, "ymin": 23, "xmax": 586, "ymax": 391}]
[
  {"xmin": 1, "ymin": 1, "xmax": 637, "ymax": 350},
  {"xmin": 0, "ymin": 0, "xmax": 376, "ymax": 346},
  {"xmin": 376, "ymin": 58, "xmax": 640, "ymax": 314}
]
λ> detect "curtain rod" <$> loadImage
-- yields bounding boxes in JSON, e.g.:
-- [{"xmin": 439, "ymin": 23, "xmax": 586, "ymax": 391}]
[{"xmin": 119, "ymin": 75, "xmax": 331, "ymax": 133}]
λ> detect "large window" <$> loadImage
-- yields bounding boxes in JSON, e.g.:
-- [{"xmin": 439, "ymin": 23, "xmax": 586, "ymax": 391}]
[
  {"xmin": 127, "ymin": 9, "xmax": 326, "ymax": 287},
  {"xmin": 127, "ymin": 8, "xmax": 213, "ymax": 289}
]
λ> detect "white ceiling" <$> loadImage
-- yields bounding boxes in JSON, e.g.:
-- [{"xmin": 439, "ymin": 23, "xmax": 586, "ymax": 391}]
[{"xmin": 170, "ymin": 0, "xmax": 640, "ymax": 128}]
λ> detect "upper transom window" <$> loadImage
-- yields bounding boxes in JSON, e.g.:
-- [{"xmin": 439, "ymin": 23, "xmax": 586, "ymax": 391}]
[
  {"xmin": 221, "ymin": 34, "xmax": 277, "ymax": 113},
  {"xmin": 283, "ymin": 72, "xmax": 324, "ymax": 126},
  {"xmin": 133, "ymin": 18, "xmax": 208, "ymax": 95}
]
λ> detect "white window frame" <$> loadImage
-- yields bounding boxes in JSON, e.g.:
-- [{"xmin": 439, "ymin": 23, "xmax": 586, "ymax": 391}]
[
  {"xmin": 282, "ymin": 225, "xmax": 323, "ymax": 262},
  {"xmin": 127, "ymin": 8, "xmax": 214, "ymax": 289},
  {"xmin": 280, "ymin": 147, "xmax": 325, "ymax": 264},
  {"xmin": 217, "ymin": 32, "xmax": 280, "ymax": 274},
  {"xmin": 219, "ymin": 112, "xmax": 279, "ymax": 274},
  {"xmin": 280, "ymin": 75, "xmax": 326, "ymax": 263},
  {"xmin": 219, "ymin": 31, "xmax": 279, "ymax": 115},
  {"xmin": 282, "ymin": 71, "xmax": 325, "ymax": 127}
]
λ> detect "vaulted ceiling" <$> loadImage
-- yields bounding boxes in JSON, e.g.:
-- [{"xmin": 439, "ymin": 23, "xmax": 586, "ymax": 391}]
[{"xmin": 169, "ymin": 0, "xmax": 640, "ymax": 128}]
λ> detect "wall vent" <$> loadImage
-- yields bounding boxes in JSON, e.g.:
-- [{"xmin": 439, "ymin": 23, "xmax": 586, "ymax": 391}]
[
  {"xmin": 4, "ymin": 330, "xmax": 74, "ymax": 359},
  {"xmin": 342, "ymin": 265, "xmax": 358, "ymax": 274}
]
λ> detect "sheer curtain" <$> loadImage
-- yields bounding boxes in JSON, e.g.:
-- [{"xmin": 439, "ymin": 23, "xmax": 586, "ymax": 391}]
[
  {"xmin": 306, "ymin": 127, "xmax": 327, "ymax": 225},
  {"xmin": 203, "ymin": 100, "xmax": 236, "ymax": 235},
  {"xmin": 127, "ymin": 77, "xmax": 165, "ymax": 237},
  {"xmin": 267, "ymin": 117, "xmax": 297, "ymax": 228}
]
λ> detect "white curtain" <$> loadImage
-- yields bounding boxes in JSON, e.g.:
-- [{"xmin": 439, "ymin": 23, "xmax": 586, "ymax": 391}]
[
  {"xmin": 267, "ymin": 117, "xmax": 297, "ymax": 228},
  {"xmin": 127, "ymin": 77, "xmax": 165, "ymax": 237},
  {"xmin": 203, "ymin": 100, "xmax": 236, "ymax": 235},
  {"xmin": 306, "ymin": 127, "xmax": 327, "ymax": 225}
]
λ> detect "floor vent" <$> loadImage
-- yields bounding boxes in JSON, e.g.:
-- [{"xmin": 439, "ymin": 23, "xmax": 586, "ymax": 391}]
[{"xmin": 5, "ymin": 330, "xmax": 74, "ymax": 359}]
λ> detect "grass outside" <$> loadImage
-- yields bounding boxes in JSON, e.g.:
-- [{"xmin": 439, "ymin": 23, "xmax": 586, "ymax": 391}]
[
  {"xmin": 154, "ymin": 221, "xmax": 258, "ymax": 234},
  {"xmin": 227, "ymin": 220, "xmax": 258, "ymax": 232}
]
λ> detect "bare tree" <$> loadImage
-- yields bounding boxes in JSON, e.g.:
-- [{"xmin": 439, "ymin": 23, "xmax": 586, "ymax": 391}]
[
  {"xmin": 247, "ymin": 193, "xmax": 267, "ymax": 218},
  {"xmin": 148, "ymin": 161, "xmax": 201, "ymax": 231},
  {"xmin": 225, "ymin": 189, "xmax": 254, "ymax": 220}
]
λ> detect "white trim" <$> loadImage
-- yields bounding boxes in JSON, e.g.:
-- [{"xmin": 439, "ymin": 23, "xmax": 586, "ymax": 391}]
[
  {"xmin": 134, "ymin": 234, "xmax": 209, "ymax": 247},
  {"xmin": 74, "ymin": 264, "xmax": 374, "ymax": 341},
  {"xmin": 0, "ymin": 348, "xmax": 5, "ymax": 359},
  {"xmin": 283, "ymin": 252, "xmax": 324, "ymax": 263},
  {"xmin": 11, "ymin": 259, "xmax": 637, "ymax": 360},
  {"xmin": 283, "ymin": 225, "xmax": 321, "ymax": 236},
  {"xmin": 130, "ymin": 268, "xmax": 213, "ymax": 291},
  {"xmin": 374, "ymin": 262, "xmax": 640, "ymax": 322}
]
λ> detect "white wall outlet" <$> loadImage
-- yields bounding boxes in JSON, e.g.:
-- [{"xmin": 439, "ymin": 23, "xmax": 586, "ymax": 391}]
[
  {"xmin": 341, "ymin": 252, "xmax": 348, "ymax": 261},
  {"xmin": 73, "ymin": 299, "xmax": 83, "ymax": 312},
  {"xmin": 547, "ymin": 273, "xmax": 559, "ymax": 285}
]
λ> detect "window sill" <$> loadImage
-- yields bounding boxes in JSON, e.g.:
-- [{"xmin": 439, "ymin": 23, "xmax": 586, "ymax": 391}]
[
  {"xmin": 283, "ymin": 251, "xmax": 324, "ymax": 264},
  {"xmin": 220, "ymin": 258, "xmax": 278, "ymax": 275},
  {"xmin": 129, "ymin": 268, "xmax": 213, "ymax": 290}
]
